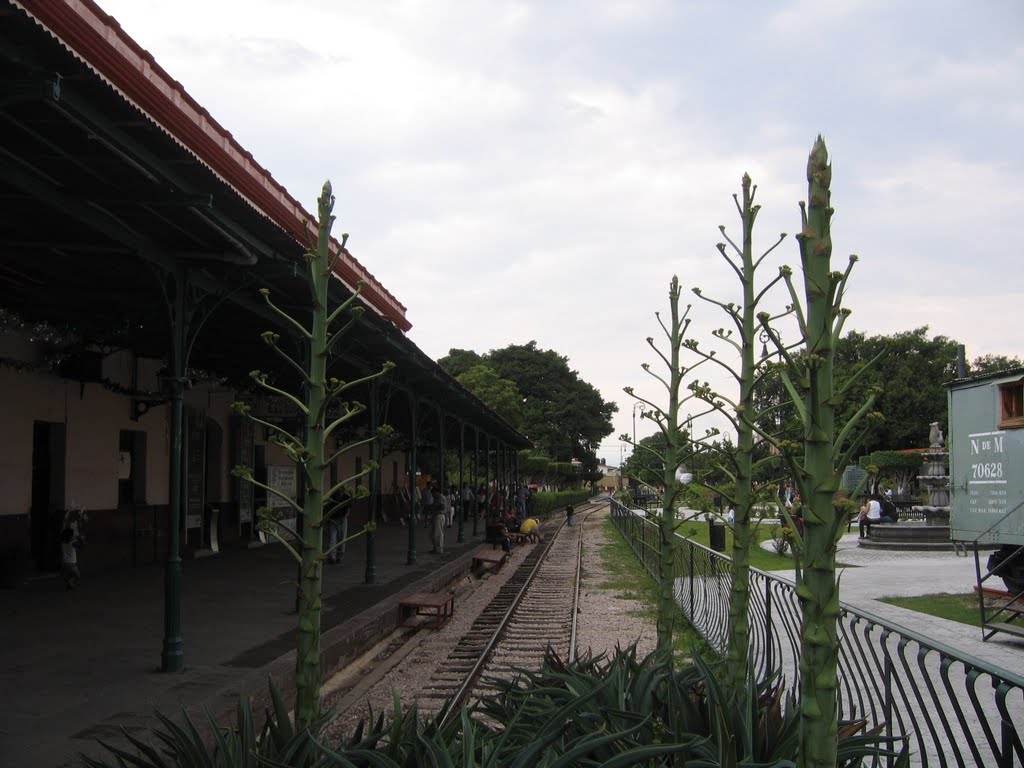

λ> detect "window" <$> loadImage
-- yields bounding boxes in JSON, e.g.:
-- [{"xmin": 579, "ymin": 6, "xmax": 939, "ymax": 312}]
[{"xmin": 998, "ymin": 378, "xmax": 1024, "ymax": 429}]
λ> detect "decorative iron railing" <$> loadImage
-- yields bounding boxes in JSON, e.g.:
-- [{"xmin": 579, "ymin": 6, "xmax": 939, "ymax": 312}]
[{"xmin": 610, "ymin": 500, "xmax": 1024, "ymax": 768}]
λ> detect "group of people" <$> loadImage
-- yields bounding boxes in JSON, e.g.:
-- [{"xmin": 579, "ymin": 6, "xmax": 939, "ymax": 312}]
[{"xmin": 858, "ymin": 492, "xmax": 897, "ymax": 538}]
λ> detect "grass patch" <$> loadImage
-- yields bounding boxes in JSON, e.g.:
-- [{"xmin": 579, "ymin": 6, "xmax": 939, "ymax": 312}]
[
  {"xmin": 879, "ymin": 593, "xmax": 981, "ymax": 628},
  {"xmin": 674, "ymin": 519, "xmax": 798, "ymax": 572},
  {"xmin": 598, "ymin": 517, "xmax": 717, "ymax": 662}
]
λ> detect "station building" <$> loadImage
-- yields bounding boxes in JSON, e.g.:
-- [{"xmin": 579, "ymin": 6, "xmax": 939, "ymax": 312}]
[{"xmin": 0, "ymin": 0, "xmax": 530, "ymax": 590}]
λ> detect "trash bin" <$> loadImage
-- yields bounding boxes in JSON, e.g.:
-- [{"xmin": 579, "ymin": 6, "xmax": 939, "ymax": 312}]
[{"xmin": 709, "ymin": 521, "xmax": 726, "ymax": 552}]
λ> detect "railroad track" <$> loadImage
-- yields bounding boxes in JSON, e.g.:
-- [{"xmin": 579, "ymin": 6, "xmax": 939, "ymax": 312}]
[{"xmin": 411, "ymin": 502, "xmax": 600, "ymax": 724}]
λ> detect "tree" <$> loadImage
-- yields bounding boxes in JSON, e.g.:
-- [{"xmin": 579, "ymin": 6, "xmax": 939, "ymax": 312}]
[
  {"xmin": 440, "ymin": 341, "xmax": 617, "ymax": 465},
  {"xmin": 970, "ymin": 353, "xmax": 1023, "ymax": 375},
  {"xmin": 861, "ymin": 450, "xmax": 922, "ymax": 495},
  {"xmin": 438, "ymin": 348, "xmax": 484, "ymax": 377},
  {"xmin": 231, "ymin": 183, "xmax": 393, "ymax": 730},
  {"xmin": 455, "ymin": 364, "xmax": 524, "ymax": 427},
  {"xmin": 755, "ymin": 326, "xmax": 995, "ymax": 453}
]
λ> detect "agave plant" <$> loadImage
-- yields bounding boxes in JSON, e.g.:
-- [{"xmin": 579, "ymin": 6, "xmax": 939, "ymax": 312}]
[
  {"xmin": 475, "ymin": 645, "xmax": 907, "ymax": 767},
  {"xmin": 80, "ymin": 679, "xmax": 332, "ymax": 768}
]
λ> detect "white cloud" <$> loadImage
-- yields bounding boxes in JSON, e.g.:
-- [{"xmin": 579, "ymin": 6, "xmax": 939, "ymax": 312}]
[{"xmin": 96, "ymin": 0, "xmax": 1024, "ymax": 450}]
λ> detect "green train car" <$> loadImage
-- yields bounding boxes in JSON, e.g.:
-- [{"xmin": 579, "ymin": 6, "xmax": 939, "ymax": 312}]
[{"xmin": 948, "ymin": 368, "xmax": 1024, "ymax": 592}]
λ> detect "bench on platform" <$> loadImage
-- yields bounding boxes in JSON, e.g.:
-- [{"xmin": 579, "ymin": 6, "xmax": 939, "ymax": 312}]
[
  {"xmin": 472, "ymin": 548, "xmax": 508, "ymax": 574},
  {"xmin": 398, "ymin": 591, "xmax": 454, "ymax": 630}
]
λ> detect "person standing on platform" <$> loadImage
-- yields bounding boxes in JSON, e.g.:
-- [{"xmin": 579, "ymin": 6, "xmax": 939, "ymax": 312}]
[
  {"xmin": 516, "ymin": 483, "xmax": 528, "ymax": 516},
  {"xmin": 60, "ymin": 526, "xmax": 82, "ymax": 590},
  {"xmin": 421, "ymin": 484, "xmax": 434, "ymax": 529},
  {"xmin": 476, "ymin": 485, "xmax": 488, "ymax": 520},
  {"xmin": 461, "ymin": 482, "xmax": 474, "ymax": 524},
  {"xmin": 429, "ymin": 485, "xmax": 445, "ymax": 554},
  {"xmin": 443, "ymin": 485, "xmax": 455, "ymax": 528}
]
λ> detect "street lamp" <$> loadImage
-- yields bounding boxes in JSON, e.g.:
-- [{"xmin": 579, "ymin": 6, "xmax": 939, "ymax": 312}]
[
  {"xmin": 632, "ymin": 401, "xmax": 646, "ymax": 445},
  {"xmin": 631, "ymin": 402, "xmax": 646, "ymax": 493},
  {"xmin": 759, "ymin": 327, "xmax": 782, "ymax": 361},
  {"xmin": 675, "ymin": 464, "xmax": 693, "ymax": 487}
]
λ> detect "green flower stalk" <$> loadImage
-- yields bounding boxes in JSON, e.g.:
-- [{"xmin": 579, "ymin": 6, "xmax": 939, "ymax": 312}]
[
  {"xmin": 686, "ymin": 174, "xmax": 789, "ymax": 705},
  {"xmin": 231, "ymin": 182, "xmax": 394, "ymax": 731},
  {"xmin": 626, "ymin": 277, "xmax": 714, "ymax": 660},
  {"xmin": 764, "ymin": 137, "xmax": 882, "ymax": 768}
]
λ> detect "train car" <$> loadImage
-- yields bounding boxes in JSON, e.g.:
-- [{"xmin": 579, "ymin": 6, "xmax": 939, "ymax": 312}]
[{"xmin": 948, "ymin": 368, "xmax": 1024, "ymax": 593}]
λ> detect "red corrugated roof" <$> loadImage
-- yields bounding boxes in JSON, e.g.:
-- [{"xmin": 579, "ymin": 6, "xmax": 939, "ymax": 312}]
[{"xmin": 14, "ymin": 0, "xmax": 412, "ymax": 332}]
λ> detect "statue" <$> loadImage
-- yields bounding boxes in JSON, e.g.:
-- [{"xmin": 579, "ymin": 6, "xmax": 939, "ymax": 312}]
[{"xmin": 929, "ymin": 421, "xmax": 944, "ymax": 449}]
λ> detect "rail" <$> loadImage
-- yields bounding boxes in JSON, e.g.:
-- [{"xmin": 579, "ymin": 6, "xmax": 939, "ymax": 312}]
[
  {"xmin": 610, "ymin": 499, "xmax": 1024, "ymax": 768},
  {"xmin": 437, "ymin": 503, "xmax": 598, "ymax": 727}
]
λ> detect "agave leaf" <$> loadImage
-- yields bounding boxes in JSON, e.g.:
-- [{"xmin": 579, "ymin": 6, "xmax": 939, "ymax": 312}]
[
  {"xmin": 541, "ymin": 714, "xmax": 663, "ymax": 766},
  {"xmin": 205, "ymin": 707, "xmax": 237, "ymax": 765},
  {"xmin": 266, "ymin": 677, "xmax": 296, "ymax": 749},
  {"xmin": 594, "ymin": 738, "xmax": 710, "ymax": 768},
  {"xmin": 151, "ymin": 710, "xmax": 214, "ymax": 767},
  {"xmin": 416, "ymin": 730, "xmax": 458, "ymax": 768},
  {"xmin": 84, "ymin": 734, "xmax": 171, "ymax": 768}
]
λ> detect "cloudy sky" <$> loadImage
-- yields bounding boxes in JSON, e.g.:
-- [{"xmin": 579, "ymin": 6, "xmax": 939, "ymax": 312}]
[{"xmin": 97, "ymin": 0, "xmax": 1023, "ymax": 462}]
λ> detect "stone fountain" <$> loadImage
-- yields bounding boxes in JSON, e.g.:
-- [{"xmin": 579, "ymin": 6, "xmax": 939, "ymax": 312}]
[
  {"xmin": 859, "ymin": 423, "xmax": 952, "ymax": 550},
  {"xmin": 913, "ymin": 422, "xmax": 950, "ymax": 526}
]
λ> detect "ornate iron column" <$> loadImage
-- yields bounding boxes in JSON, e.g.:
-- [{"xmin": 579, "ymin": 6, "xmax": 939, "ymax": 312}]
[
  {"xmin": 472, "ymin": 429, "xmax": 480, "ymax": 536},
  {"xmin": 457, "ymin": 419, "xmax": 466, "ymax": 544},
  {"xmin": 407, "ymin": 394, "xmax": 419, "ymax": 565},
  {"xmin": 364, "ymin": 382, "xmax": 380, "ymax": 584},
  {"xmin": 161, "ymin": 263, "xmax": 188, "ymax": 673}
]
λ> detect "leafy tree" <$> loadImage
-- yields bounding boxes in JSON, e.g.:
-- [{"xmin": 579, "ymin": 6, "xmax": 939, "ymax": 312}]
[
  {"xmin": 756, "ymin": 326, "xmax": 986, "ymax": 453},
  {"xmin": 970, "ymin": 353, "xmax": 1023, "ymax": 374},
  {"xmin": 861, "ymin": 450, "xmax": 922, "ymax": 495},
  {"xmin": 231, "ymin": 184, "xmax": 393, "ymax": 730},
  {"xmin": 440, "ymin": 341, "xmax": 617, "ymax": 466},
  {"xmin": 437, "ymin": 348, "xmax": 484, "ymax": 377},
  {"xmin": 455, "ymin": 364, "xmax": 524, "ymax": 427}
]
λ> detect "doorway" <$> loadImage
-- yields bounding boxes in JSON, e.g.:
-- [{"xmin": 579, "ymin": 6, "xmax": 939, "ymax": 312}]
[{"xmin": 30, "ymin": 421, "xmax": 66, "ymax": 571}]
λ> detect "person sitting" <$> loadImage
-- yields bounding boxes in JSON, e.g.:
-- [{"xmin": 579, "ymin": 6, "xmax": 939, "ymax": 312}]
[
  {"xmin": 858, "ymin": 494, "xmax": 894, "ymax": 538},
  {"xmin": 496, "ymin": 523, "xmax": 512, "ymax": 553}
]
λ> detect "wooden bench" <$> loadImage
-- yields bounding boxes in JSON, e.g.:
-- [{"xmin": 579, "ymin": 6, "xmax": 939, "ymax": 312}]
[
  {"xmin": 472, "ymin": 548, "xmax": 508, "ymax": 574},
  {"xmin": 398, "ymin": 591, "xmax": 454, "ymax": 630}
]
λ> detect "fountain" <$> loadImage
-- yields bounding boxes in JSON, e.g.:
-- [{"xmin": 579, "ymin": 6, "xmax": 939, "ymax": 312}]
[
  {"xmin": 859, "ymin": 423, "xmax": 953, "ymax": 550},
  {"xmin": 915, "ymin": 422, "xmax": 950, "ymax": 525}
]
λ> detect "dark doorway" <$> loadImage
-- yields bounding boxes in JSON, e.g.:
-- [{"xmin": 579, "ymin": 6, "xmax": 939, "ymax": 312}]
[
  {"xmin": 118, "ymin": 430, "xmax": 147, "ymax": 506},
  {"xmin": 30, "ymin": 421, "xmax": 66, "ymax": 571}
]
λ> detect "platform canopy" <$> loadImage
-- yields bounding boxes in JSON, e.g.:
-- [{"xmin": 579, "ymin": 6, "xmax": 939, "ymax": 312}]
[{"xmin": 0, "ymin": 0, "xmax": 530, "ymax": 450}]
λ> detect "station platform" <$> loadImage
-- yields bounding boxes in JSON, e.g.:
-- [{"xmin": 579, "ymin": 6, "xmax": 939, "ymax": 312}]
[{"xmin": 0, "ymin": 513, "xmax": 496, "ymax": 768}]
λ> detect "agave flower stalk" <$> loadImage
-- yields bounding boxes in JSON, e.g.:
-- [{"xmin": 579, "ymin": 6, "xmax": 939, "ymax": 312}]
[
  {"xmin": 231, "ymin": 182, "xmax": 394, "ymax": 731},
  {"xmin": 685, "ymin": 174, "xmax": 789, "ymax": 705},
  {"xmin": 758, "ymin": 137, "xmax": 882, "ymax": 768}
]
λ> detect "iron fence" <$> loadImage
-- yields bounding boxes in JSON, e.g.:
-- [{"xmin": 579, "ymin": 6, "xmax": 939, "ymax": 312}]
[{"xmin": 610, "ymin": 500, "xmax": 1024, "ymax": 767}]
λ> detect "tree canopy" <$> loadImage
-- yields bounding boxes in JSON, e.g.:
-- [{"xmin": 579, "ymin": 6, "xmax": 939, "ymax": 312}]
[
  {"xmin": 455, "ymin": 364, "xmax": 524, "ymax": 427},
  {"xmin": 754, "ymin": 326, "xmax": 1022, "ymax": 454},
  {"xmin": 439, "ymin": 341, "xmax": 617, "ymax": 469}
]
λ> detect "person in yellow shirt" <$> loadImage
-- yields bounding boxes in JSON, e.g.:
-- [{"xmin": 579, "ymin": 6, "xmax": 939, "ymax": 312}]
[{"xmin": 520, "ymin": 517, "xmax": 541, "ymax": 542}]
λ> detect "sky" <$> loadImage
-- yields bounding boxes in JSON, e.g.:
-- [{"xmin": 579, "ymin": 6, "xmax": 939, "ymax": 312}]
[{"xmin": 95, "ymin": 0, "xmax": 1024, "ymax": 465}]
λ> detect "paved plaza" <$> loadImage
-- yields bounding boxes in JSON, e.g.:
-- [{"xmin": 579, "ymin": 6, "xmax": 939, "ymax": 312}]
[{"xmin": 831, "ymin": 531, "xmax": 1024, "ymax": 670}]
